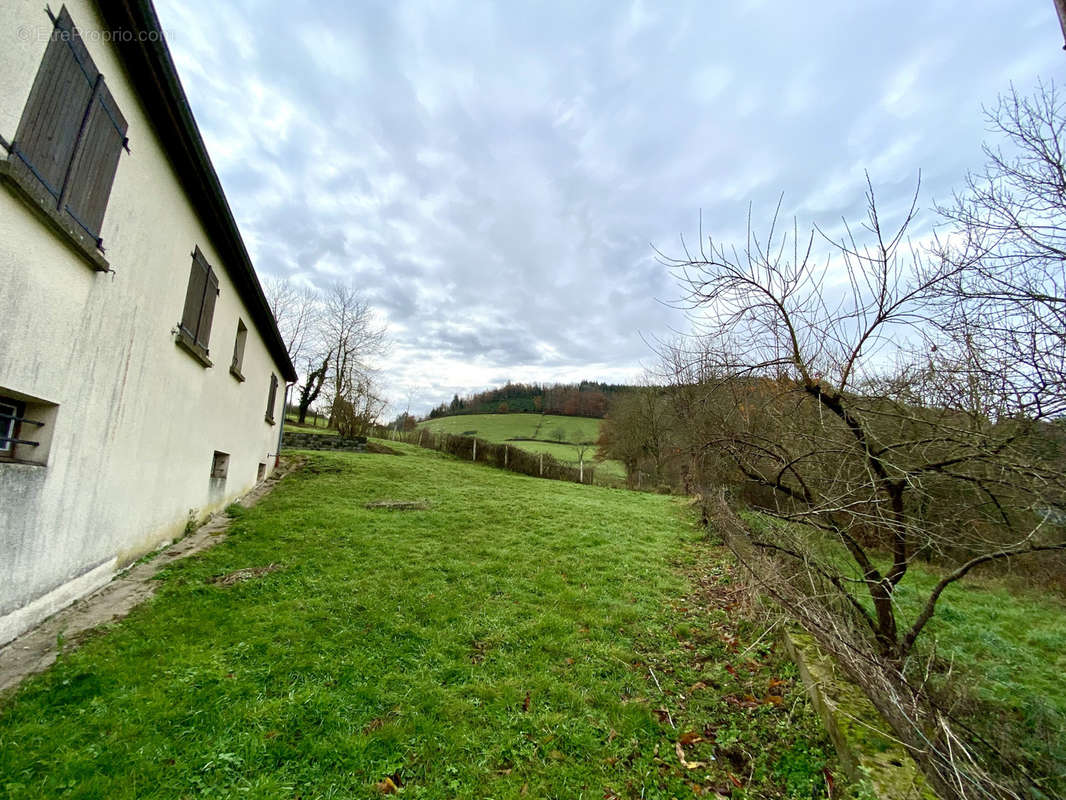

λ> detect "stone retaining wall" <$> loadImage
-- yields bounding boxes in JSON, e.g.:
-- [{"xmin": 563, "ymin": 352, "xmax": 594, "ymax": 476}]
[{"xmin": 282, "ymin": 432, "xmax": 366, "ymax": 452}]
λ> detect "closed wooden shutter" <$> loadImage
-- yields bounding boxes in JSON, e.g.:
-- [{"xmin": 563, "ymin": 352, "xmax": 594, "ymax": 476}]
[
  {"xmin": 180, "ymin": 249, "xmax": 210, "ymax": 338},
  {"xmin": 11, "ymin": 8, "xmax": 98, "ymax": 201},
  {"xmin": 196, "ymin": 265, "xmax": 219, "ymax": 349},
  {"xmin": 267, "ymin": 374, "xmax": 279, "ymax": 421},
  {"xmin": 61, "ymin": 79, "xmax": 128, "ymax": 244}
]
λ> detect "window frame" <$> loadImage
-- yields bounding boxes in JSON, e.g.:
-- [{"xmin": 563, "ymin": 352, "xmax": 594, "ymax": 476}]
[{"xmin": 0, "ymin": 397, "xmax": 24, "ymax": 459}]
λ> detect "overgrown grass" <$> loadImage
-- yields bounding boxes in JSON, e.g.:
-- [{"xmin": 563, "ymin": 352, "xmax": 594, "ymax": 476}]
[
  {"xmin": 741, "ymin": 511, "xmax": 1066, "ymax": 791},
  {"xmin": 0, "ymin": 445, "xmax": 839, "ymax": 798}
]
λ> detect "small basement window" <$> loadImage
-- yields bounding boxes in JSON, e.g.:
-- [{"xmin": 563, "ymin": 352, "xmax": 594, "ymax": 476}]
[
  {"xmin": 0, "ymin": 390, "xmax": 59, "ymax": 466},
  {"xmin": 210, "ymin": 450, "xmax": 230, "ymax": 480},
  {"xmin": 257, "ymin": 462, "xmax": 267, "ymax": 482}
]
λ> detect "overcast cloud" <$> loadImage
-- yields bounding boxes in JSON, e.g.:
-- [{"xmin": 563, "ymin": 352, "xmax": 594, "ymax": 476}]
[{"xmin": 154, "ymin": 0, "xmax": 1062, "ymax": 415}]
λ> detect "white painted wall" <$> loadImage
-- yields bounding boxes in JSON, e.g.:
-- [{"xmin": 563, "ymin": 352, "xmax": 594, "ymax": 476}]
[{"xmin": 0, "ymin": 0, "xmax": 289, "ymax": 645}]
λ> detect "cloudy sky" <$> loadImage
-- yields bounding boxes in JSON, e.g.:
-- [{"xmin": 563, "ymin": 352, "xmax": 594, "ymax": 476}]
[{"xmin": 153, "ymin": 0, "xmax": 1061, "ymax": 415}]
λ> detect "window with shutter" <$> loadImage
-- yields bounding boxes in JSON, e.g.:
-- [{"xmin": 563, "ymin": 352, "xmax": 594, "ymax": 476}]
[
  {"xmin": 7, "ymin": 6, "xmax": 128, "ymax": 254},
  {"xmin": 266, "ymin": 374, "xmax": 279, "ymax": 424},
  {"xmin": 176, "ymin": 247, "xmax": 219, "ymax": 367},
  {"xmin": 230, "ymin": 320, "xmax": 248, "ymax": 381}
]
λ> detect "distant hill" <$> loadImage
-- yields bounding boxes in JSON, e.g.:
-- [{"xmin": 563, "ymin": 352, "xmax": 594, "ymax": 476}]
[{"xmin": 426, "ymin": 381, "xmax": 636, "ymax": 420}]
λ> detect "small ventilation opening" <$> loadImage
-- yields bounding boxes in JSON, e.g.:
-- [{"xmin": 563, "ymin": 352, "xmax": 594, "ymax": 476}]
[
  {"xmin": 211, "ymin": 451, "xmax": 230, "ymax": 480},
  {"xmin": 257, "ymin": 462, "xmax": 266, "ymax": 482}
]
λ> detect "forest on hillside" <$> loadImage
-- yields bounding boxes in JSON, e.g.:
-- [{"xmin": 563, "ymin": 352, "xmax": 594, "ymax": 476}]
[{"xmin": 426, "ymin": 381, "xmax": 636, "ymax": 419}]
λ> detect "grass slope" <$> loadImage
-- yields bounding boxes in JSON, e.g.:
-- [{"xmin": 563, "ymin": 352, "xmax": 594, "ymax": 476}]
[
  {"xmin": 419, "ymin": 414, "xmax": 625, "ymax": 479},
  {"xmin": 0, "ymin": 444, "xmax": 838, "ymax": 799}
]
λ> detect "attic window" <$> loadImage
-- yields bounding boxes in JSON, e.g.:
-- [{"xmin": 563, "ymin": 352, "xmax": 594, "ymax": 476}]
[{"xmin": 4, "ymin": 6, "xmax": 128, "ymax": 261}]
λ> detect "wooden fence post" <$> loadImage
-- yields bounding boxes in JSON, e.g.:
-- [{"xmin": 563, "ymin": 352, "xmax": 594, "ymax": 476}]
[
  {"xmin": 472, "ymin": 439, "xmax": 477, "ymax": 461},
  {"xmin": 539, "ymin": 453, "xmax": 544, "ymax": 476}
]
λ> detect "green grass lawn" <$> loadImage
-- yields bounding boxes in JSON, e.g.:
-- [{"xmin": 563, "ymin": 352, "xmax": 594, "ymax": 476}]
[
  {"xmin": 283, "ymin": 415, "xmax": 337, "ymax": 436},
  {"xmin": 0, "ymin": 444, "xmax": 838, "ymax": 799},
  {"xmin": 419, "ymin": 413, "xmax": 626, "ymax": 480}
]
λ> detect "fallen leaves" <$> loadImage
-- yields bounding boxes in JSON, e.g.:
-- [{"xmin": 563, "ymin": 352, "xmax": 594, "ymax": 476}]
[
  {"xmin": 374, "ymin": 772, "xmax": 404, "ymax": 794},
  {"xmin": 678, "ymin": 730, "xmax": 703, "ymax": 746},
  {"xmin": 675, "ymin": 740, "xmax": 707, "ymax": 770}
]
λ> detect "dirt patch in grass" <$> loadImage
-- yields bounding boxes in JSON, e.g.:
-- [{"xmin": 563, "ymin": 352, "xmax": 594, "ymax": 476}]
[
  {"xmin": 366, "ymin": 441, "xmax": 403, "ymax": 455},
  {"xmin": 210, "ymin": 564, "xmax": 282, "ymax": 586},
  {"xmin": 364, "ymin": 499, "xmax": 431, "ymax": 511}
]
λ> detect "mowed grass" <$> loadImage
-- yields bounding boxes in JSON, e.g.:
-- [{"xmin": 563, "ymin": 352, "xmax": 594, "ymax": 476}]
[
  {"xmin": 0, "ymin": 444, "xmax": 838, "ymax": 799},
  {"xmin": 419, "ymin": 414, "xmax": 626, "ymax": 479}
]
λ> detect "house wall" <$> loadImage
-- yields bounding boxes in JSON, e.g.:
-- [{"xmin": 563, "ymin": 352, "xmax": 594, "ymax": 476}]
[{"xmin": 0, "ymin": 0, "xmax": 288, "ymax": 645}]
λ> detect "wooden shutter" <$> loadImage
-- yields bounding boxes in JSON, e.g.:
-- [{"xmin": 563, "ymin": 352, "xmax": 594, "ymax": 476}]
[
  {"xmin": 231, "ymin": 320, "xmax": 248, "ymax": 371},
  {"xmin": 196, "ymin": 266, "xmax": 219, "ymax": 349},
  {"xmin": 180, "ymin": 249, "xmax": 209, "ymax": 338},
  {"xmin": 266, "ymin": 374, "xmax": 279, "ymax": 421},
  {"xmin": 61, "ymin": 78, "xmax": 128, "ymax": 244},
  {"xmin": 11, "ymin": 8, "xmax": 98, "ymax": 201}
]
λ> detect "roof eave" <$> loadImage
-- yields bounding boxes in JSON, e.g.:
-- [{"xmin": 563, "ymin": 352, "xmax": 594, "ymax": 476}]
[{"xmin": 95, "ymin": 0, "xmax": 298, "ymax": 383}]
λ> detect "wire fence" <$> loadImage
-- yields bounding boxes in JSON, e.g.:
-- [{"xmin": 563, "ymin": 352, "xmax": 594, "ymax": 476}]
[{"xmin": 379, "ymin": 427, "xmax": 629, "ymax": 490}]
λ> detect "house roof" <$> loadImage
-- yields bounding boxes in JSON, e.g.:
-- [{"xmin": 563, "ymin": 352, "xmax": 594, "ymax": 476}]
[{"xmin": 96, "ymin": 0, "xmax": 298, "ymax": 383}]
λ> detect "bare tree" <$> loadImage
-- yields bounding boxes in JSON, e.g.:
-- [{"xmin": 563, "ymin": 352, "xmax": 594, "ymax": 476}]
[
  {"xmin": 295, "ymin": 350, "xmax": 331, "ymax": 425},
  {"xmin": 263, "ymin": 276, "xmax": 320, "ymax": 369},
  {"xmin": 658, "ymin": 178, "xmax": 1065, "ymax": 798},
  {"xmin": 263, "ymin": 279, "xmax": 389, "ymax": 427},
  {"xmin": 597, "ymin": 384, "xmax": 678, "ymax": 488},
  {"xmin": 934, "ymin": 80, "xmax": 1066, "ymax": 420},
  {"xmin": 331, "ymin": 374, "xmax": 388, "ymax": 438},
  {"xmin": 321, "ymin": 283, "xmax": 388, "ymax": 431}
]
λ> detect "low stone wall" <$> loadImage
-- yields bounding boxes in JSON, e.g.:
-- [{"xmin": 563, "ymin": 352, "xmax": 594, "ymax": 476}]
[
  {"xmin": 782, "ymin": 629, "xmax": 935, "ymax": 799},
  {"xmin": 282, "ymin": 432, "xmax": 366, "ymax": 452}
]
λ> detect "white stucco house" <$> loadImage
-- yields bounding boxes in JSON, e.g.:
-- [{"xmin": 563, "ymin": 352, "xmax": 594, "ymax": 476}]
[{"xmin": 0, "ymin": 0, "xmax": 298, "ymax": 646}]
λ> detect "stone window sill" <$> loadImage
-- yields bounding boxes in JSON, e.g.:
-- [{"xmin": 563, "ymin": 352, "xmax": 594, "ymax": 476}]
[
  {"xmin": 0, "ymin": 456, "xmax": 47, "ymax": 468},
  {"xmin": 0, "ymin": 159, "xmax": 110, "ymax": 273},
  {"xmin": 175, "ymin": 328, "xmax": 213, "ymax": 368},
  {"xmin": 229, "ymin": 365, "xmax": 246, "ymax": 382}
]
